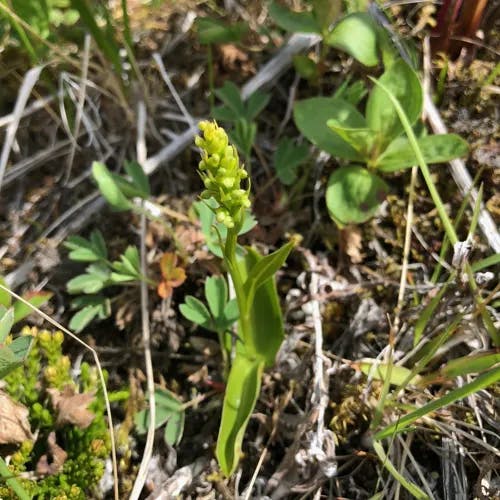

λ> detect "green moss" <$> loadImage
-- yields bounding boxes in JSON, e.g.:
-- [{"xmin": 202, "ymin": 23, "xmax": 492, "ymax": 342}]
[{"xmin": 1, "ymin": 327, "xmax": 114, "ymax": 499}]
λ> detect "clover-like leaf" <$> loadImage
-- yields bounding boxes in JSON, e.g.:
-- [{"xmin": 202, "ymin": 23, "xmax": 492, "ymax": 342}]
[{"xmin": 157, "ymin": 252, "xmax": 186, "ymax": 299}]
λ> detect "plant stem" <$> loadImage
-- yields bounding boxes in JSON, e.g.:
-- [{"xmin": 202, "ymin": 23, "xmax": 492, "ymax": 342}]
[{"xmin": 223, "ymin": 229, "xmax": 254, "ymax": 356}]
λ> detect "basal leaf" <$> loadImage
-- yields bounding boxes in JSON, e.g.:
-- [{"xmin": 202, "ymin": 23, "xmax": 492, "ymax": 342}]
[
  {"xmin": 366, "ymin": 60, "xmax": 422, "ymax": 147},
  {"xmin": 326, "ymin": 166, "xmax": 389, "ymax": 226},
  {"xmin": 216, "ymin": 354, "xmax": 264, "ymax": 476},
  {"xmin": 325, "ymin": 12, "xmax": 379, "ymax": 67},
  {"xmin": 294, "ymin": 97, "xmax": 365, "ymax": 161},
  {"xmin": 326, "ymin": 120, "xmax": 377, "ymax": 158},
  {"xmin": 376, "ymin": 134, "xmax": 469, "ymax": 172}
]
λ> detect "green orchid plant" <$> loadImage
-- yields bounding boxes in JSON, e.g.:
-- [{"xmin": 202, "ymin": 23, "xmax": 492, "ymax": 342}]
[{"xmin": 193, "ymin": 121, "xmax": 297, "ymax": 475}]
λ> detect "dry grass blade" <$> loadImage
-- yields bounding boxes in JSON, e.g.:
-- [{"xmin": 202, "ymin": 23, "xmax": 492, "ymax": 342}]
[
  {"xmin": 0, "ymin": 66, "xmax": 43, "ymax": 194},
  {"xmin": 129, "ymin": 101, "xmax": 156, "ymax": 500}
]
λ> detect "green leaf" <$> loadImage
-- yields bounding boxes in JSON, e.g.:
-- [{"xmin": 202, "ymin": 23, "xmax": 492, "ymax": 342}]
[
  {"xmin": 325, "ymin": 166, "xmax": 389, "ymax": 226},
  {"xmin": 205, "ymin": 276, "xmax": 228, "ymax": 321},
  {"xmin": 111, "ymin": 246, "xmax": 141, "ymax": 278},
  {"xmin": 179, "ymin": 296, "xmax": 212, "ymax": 328},
  {"xmin": 0, "ymin": 334, "xmax": 33, "ymax": 379},
  {"xmin": 9, "ymin": 335, "xmax": 33, "ymax": 360},
  {"xmin": 472, "ymin": 253, "xmax": 500, "ymax": 272},
  {"xmin": 326, "ymin": 120, "xmax": 377, "ymax": 158},
  {"xmin": 359, "ymin": 360, "xmax": 420, "ymax": 386},
  {"xmin": 212, "ymin": 106, "xmax": 239, "ymax": 122},
  {"xmin": 214, "ymin": 81, "xmax": 245, "ymax": 117},
  {"xmin": 196, "ymin": 17, "xmax": 248, "ymax": 45},
  {"xmin": 92, "ymin": 161, "xmax": 131, "ymax": 211},
  {"xmin": 311, "ymin": 0, "xmax": 341, "ymax": 33},
  {"xmin": 230, "ymin": 119, "xmax": 256, "ymax": 159},
  {"xmin": 268, "ymin": 1, "xmax": 319, "ymax": 33},
  {"xmin": 273, "ymin": 137, "xmax": 310, "ymax": 186},
  {"xmin": 0, "ymin": 277, "xmax": 12, "ymax": 308},
  {"xmin": 366, "ymin": 60, "xmax": 422, "ymax": 147},
  {"xmin": 0, "ymin": 346, "xmax": 21, "ymax": 379},
  {"xmin": 64, "ymin": 231, "xmax": 108, "ymax": 262},
  {"xmin": 135, "ymin": 388, "xmax": 184, "ymax": 446},
  {"xmin": 239, "ymin": 247, "xmax": 286, "ymax": 366},
  {"xmin": 440, "ymin": 352, "xmax": 500, "ymax": 378},
  {"xmin": 0, "ymin": 307, "xmax": 14, "ymax": 344},
  {"xmin": 245, "ymin": 91, "xmax": 270, "ymax": 122},
  {"xmin": 216, "ymin": 354, "xmax": 264, "ymax": 476},
  {"xmin": 325, "ymin": 12, "xmax": 379, "ymax": 67},
  {"xmin": 332, "ymin": 79, "xmax": 367, "ymax": 106},
  {"xmin": 376, "ymin": 134, "xmax": 469, "ymax": 172},
  {"xmin": 67, "ymin": 274, "xmax": 105, "ymax": 294},
  {"xmin": 413, "ymin": 278, "xmax": 452, "ymax": 347},
  {"xmin": 243, "ymin": 240, "xmax": 295, "ymax": 303},
  {"xmin": 124, "ymin": 160, "xmax": 150, "ymax": 197},
  {"xmin": 223, "ymin": 299, "xmax": 240, "ymax": 325},
  {"xmin": 294, "ymin": 97, "xmax": 365, "ymax": 161},
  {"xmin": 292, "ymin": 54, "xmax": 319, "ymax": 81},
  {"xmin": 375, "ymin": 367, "xmax": 500, "ymax": 440},
  {"xmin": 89, "ymin": 230, "xmax": 108, "ymax": 260},
  {"xmin": 13, "ymin": 291, "xmax": 53, "ymax": 324},
  {"xmin": 164, "ymin": 409, "xmax": 185, "ymax": 446},
  {"xmin": 70, "ymin": 0, "xmax": 122, "ymax": 73},
  {"xmin": 69, "ymin": 305, "xmax": 101, "ymax": 332}
]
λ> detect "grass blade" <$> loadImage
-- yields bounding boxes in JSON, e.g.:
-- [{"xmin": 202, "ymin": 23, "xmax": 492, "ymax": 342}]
[{"xmin": 375, "ymin": 367, "xmax": 500, "ymax": 440}]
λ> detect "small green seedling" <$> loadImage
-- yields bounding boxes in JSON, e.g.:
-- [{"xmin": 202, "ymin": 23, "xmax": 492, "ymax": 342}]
[
  {"xmin": 180, "ymin": 275, "xmax": 239, "ymax": 368},
  {"xmin": 193, "ymin": 121, "xmax": 297, "ymax": 475},
  {"xmin": 65, "ymin": 230, "xmax": 149, "ymax": 332},
  {"xmin": 212, "ymin": 81, "xmax": 270, "ymax": 164},
  {"xmin": 135, "ymin": 387, "xmax": 185, "ymax": 447},
  {"xmin": 294, "ymin": 60, "xmax": 469, "ymax": 226}
]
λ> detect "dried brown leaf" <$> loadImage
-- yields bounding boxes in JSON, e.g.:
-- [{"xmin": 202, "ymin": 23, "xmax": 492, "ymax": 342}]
[
  {"xmin": 36, "ymin": 431, "xmax": 67, "ymax": 476},
  {"xmin": 0, "ymin": 391, "xmax": 33, "ymax": 444},
  {"xmin": 48, "ymin": 385, "xmax": 95, "ymax": 429}
]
